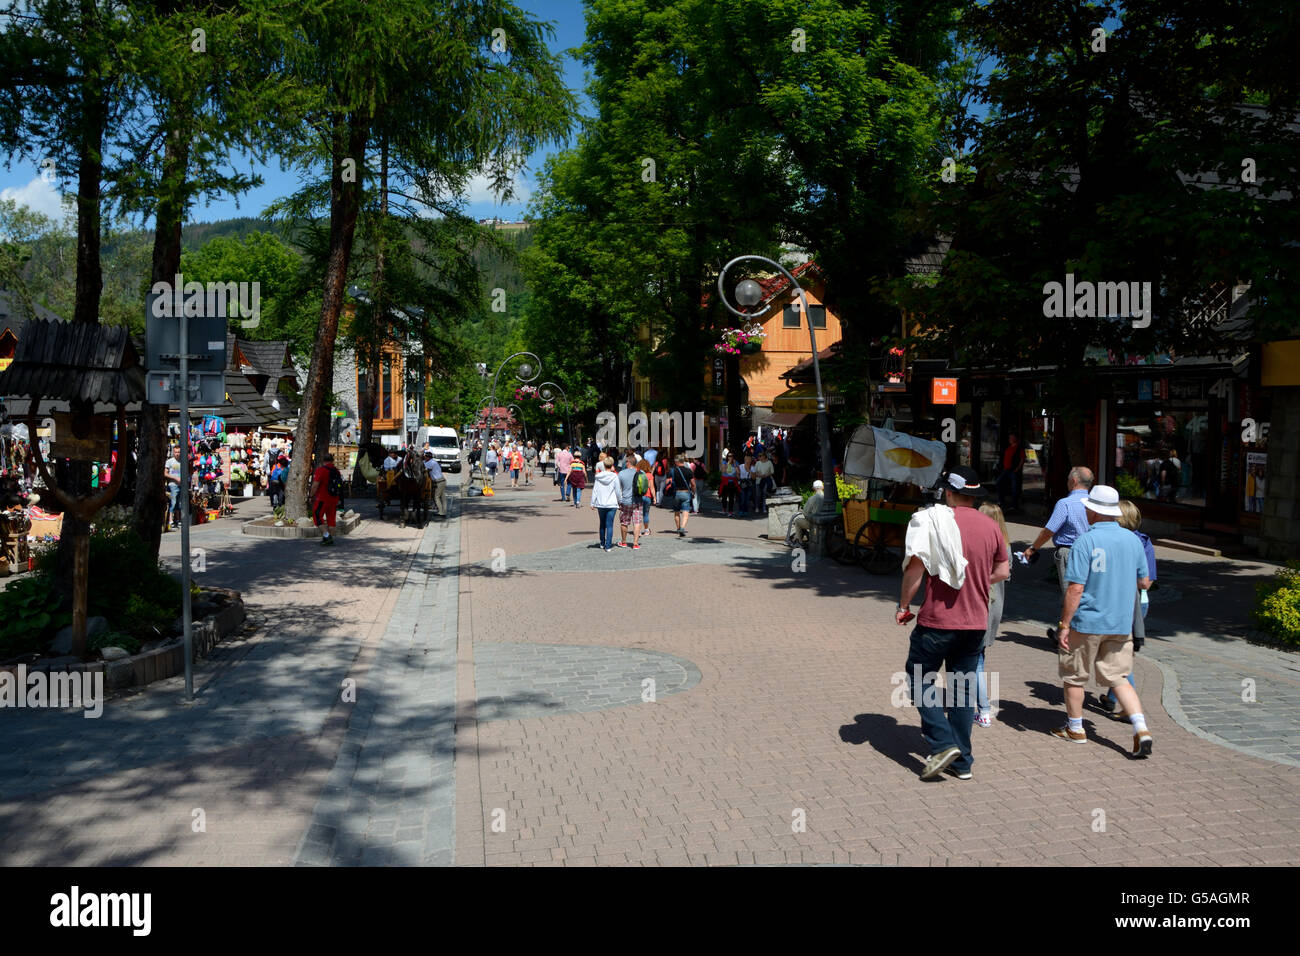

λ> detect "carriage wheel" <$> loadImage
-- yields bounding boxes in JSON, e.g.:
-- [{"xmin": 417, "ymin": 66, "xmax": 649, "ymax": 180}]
[
  {"xmin": 855, "ymin": 524, "xmax": 901, "ymax": 575},
  {"xmin": 826, "ymin": 523, "xmax": 855, "ymax": 564}
]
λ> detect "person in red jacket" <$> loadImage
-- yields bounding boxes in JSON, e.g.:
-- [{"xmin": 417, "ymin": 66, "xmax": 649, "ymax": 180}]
[{"xmin": 311, "ymin": 453, "xmax": 342, "ymax": 546}]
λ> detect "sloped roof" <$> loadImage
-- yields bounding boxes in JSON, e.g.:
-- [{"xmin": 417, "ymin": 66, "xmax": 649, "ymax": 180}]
[
  {"xmin": 0, "ymin": 290, "xmax": 64, "ymax": 334},
  {"xmin": 0, "ymin": 317, "xmax": 144, "ymax": 405}
]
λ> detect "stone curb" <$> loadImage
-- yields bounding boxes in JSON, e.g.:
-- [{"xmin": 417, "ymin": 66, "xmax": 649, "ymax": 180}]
[
  {"xmin": 1151, "ymin": 654, "xmax": 1300, "ymax": 770},
  {"xmin": 242, "ymin": 512, "xmax": 362, "ymax": 538},
  {"xmin": 0, "ymin": 588, "xmax": 247, "ymax": 691}
]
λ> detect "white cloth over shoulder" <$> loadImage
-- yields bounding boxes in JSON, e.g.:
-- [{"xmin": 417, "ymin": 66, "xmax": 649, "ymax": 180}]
[{"xmin": 905, "ymin": 504, "xmax": 967, "ymax": 590}]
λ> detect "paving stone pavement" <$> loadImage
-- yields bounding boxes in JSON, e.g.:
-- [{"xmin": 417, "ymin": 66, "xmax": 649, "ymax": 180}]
[
  {"xmin": 999, "ymin": 518, "xmax": 1300, "ymax": 768},
  {"xmin": 454, "ymin": 490, "xmax": 1300, "ymax": 866},
  {"xmin": 5, "ymin": 471, "xmax": 1299, "ymax": 867},
  {"xmin": 474, "ymin": 642, "xmax": 701, "ymax": 721},
  {"xmin": 294, "ymin": 500, "xmax": 461, "ymax": 867},
  {"xmin": 0, "ymin": 493, "xmax": 430, "ymax": 865}
]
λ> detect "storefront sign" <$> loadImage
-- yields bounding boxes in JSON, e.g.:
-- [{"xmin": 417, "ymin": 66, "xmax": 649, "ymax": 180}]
[
  {"xmin": 712, "ymin": 357, "xmax": 724, "ymax": 394},
  {"xmin": 932, "ymin": 378, "xmax": 957, "ymax": 405},
  {"xmin": 1169, "ymin": 378, "xmax": 1204, "ymax": 400}
]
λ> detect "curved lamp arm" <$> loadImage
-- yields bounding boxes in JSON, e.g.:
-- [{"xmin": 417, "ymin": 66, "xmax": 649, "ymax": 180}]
[{"xmin": 717, "ymin": 255, "xmax": 823, "ymax": 414}]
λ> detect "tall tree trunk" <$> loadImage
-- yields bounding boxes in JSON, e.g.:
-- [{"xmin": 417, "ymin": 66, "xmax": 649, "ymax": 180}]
[
  {"xmin": 57, "ymin": 12, "xmax": 106, "ymax": 598},
  {"xmin": 360, "ymin": 135, "xmax": 389, "ymax": 451},
  {"xmin": 285, "ymin": 116, "xmax": 366, "ymax": 518},
  {"xmin": 133, "ymin": 128, "xmax": 189, "ymax": 555}
]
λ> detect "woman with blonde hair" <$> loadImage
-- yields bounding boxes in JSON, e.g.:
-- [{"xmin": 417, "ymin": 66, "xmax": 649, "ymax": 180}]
[
  {"xmin": 1099, "ymin": 499, "xmax": 1159, "ymax": 714},
  {"xmin": 975, "ymin": 502, "xmax": 1012, "ymax": 727}
]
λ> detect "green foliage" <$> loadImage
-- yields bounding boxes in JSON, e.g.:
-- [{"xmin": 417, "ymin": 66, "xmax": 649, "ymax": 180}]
[
  {"xmin": 1253, "ymin": 561, "xmax": 1300, "ymax": 647},
  {"xmin": 0, "ymin": 575, "xmax": 70, "ymax": 659},
  {"xmin": 1115, "ymin": 473, "xmax": 1146, "ymax": 499},
  {"xmin": 180, "ymin": 230, "xmax": 319, "ymax": 356},
  {"xmin": 89, "ymin": 630, "xmax": 141, "ymax": 656},
  {"xmin": 35, "ymin": 527, "xmax": 183, "ymax": 642},
  {"xmin": 896, "ymin": 0, "xmax": 1300, "ymax": 398},
  {"xmin": 119, "ymin": 593, "xmax": 178, "ymax": 641}
]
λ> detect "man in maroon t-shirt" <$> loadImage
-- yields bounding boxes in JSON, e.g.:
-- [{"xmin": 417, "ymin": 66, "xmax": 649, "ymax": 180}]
[
  {"xmin": 897, "ymin": 466, "xmax": 1010, "ymax": 781},
  {"xmin": 310, "ymin": 453, "xmax": 341, "ymax": 546}
]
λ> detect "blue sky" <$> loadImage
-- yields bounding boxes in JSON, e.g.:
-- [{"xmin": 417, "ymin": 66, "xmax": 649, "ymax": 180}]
[{"xmin": 0, "ymin": 0, "xmax": 591, "ymax": 228}]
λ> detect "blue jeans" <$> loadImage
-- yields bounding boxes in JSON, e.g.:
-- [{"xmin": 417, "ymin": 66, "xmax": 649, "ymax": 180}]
[
  {"xmin": 641, "ymin": 497, "xmax": 651, "ymax": 526},
  {"xmin": 1105, "ymin": 602, "xmax": 1146, "ymax": 703},
  {"xmin": 561, "ymin": 472, "xmax": 570, "ymax": 499},
  {"xmin": 571, "ymin": 484, "xmax": 583, "ymax": 506},
  {"xmin": 904, "ymin": 625, "xmax": 984, "ymax": 774},
  {"xmin": 976, "ymin": 649, "xmax": 990, "ymax": 714},
  {"xmin": 167, "ymin": 483, "xmax": 181, "ymax": 525},
  {"xmin": 597, "ymin": 507, "xmax": 616, "ymax": 548}
]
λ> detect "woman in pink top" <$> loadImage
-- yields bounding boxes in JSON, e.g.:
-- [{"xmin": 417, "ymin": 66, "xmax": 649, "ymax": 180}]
[{"xmin": 555, "ymin": 445, "xmax": 574, "ymax": 502}]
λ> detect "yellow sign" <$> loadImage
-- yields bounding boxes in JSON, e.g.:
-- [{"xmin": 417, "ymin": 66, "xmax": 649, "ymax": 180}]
[
  {"xmin": 0, "ymin": 357, "xmax": 11, "ymax": 371},
  {"xmin": 1262, "ymin": 340, "xmax": 1300, "ymax": 387},
  {"xmin": 771, "ymin": 384, "xmax": 842, "ymax": 415}
]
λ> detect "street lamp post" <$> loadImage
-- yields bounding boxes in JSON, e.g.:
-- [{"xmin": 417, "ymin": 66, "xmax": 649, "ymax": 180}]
[
  {"xmin": 489, "ymin": 351, "xmax": 541, "ymax": 442},
  {"xmin": 717, "ymin": 255, "xmax": 837, "ymax": 516},
  {"xmin": 538, "ymin": 382, "xmax": 571, "ymax": 445},
  {"xmin": 505, "ymin": 403, "xmax": 528, "ymax": 442}
]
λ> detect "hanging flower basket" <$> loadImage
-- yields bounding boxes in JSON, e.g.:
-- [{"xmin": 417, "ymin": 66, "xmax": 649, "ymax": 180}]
[
  {"xmin": 714, "ymin": 324, "xmax": 766, "ymax": 355},
  {"xmin": 514, "ymin": 385, "xmax": 538, "ymax": 400},
  {"xmin": 541, "ymin": 402, "xmax": 556, "ymax": 414}
]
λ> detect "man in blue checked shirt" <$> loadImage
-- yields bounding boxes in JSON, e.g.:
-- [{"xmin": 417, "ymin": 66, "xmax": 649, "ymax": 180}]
[{"xmin": 1023, "ymin": 466, "xmax": 1095, "ymax": 644}]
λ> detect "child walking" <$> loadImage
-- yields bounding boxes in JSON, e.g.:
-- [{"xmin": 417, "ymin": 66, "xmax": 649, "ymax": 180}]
[{"xmin": 976, "ymin": 502, "xmax": 1012, "ymax": 727}]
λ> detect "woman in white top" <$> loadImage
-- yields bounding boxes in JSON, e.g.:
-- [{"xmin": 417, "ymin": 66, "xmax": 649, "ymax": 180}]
[
  {"xmin": 739, "ymin": 455, "xmax": 755, "ymax": 514},
  {"xmin": 590, "ymin": 460, "xmax": 621, "ymax": 551},
  {"xmin": 539, "ymin": 443, "xmax": 550, "ymax": 477}
]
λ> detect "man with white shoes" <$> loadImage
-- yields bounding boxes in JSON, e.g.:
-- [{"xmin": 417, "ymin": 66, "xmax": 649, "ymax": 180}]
[{"xmin": 1052, "ymin": 484, "xmax": 1154, "ymax": 757}]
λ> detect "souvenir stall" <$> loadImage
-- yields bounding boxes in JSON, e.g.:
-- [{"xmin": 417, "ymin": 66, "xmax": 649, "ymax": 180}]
[{"xmin": 0, "ymin": 422, "xmax": 38, "ymax": 574}]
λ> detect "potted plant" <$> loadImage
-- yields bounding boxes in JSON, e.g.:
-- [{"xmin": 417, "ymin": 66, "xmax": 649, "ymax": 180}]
[{"xmin": 714, "ymin": 324, "xmax": 767, "ymax": 355}]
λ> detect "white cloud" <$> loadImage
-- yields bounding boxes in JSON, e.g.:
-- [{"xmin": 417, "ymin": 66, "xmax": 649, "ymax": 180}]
[
  {"xmin": 463, "ymin": 165, "xmax": 532, "ymax": 208},
  {"xmin": 0, "ymin": 175, "xmax": 71, "ymax": 223}
]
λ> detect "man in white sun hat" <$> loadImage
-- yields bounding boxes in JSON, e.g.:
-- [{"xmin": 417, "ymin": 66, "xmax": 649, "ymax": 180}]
[{"xmin": 1052, "ymin": 484, "xmax": 1154, "ymax": 757}]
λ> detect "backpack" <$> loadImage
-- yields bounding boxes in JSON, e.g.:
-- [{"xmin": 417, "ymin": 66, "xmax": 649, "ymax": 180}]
[
  {"xmin": 634, "ymin": 470, "xmax": 649, "ymax": 498},
  {"xmin": 326, "ymin": 465, "xmax": 344, "ymax": 499}
]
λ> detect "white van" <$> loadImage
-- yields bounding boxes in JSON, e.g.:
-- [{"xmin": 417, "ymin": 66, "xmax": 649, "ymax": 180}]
[{"xmin": 424, "ymin": 426, "xmax": 462, "ymax": 472}]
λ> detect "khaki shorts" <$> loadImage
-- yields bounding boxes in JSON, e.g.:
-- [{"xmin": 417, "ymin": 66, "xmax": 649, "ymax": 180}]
[{"xmin": 1059, "ymin": 630, "xmax": 1133, "ymax": 688}]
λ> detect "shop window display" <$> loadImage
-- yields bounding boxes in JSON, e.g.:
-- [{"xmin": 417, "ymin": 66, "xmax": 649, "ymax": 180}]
[{"xmin": 1114, "ymin": 403, "xmax": 1208, "ymax": 507}]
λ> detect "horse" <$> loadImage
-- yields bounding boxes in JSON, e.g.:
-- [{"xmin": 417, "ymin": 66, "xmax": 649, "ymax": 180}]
[
  {"xmin": 396, "ymin": 456, "xmax": 430, "ymax": 528},
  {"xmin": 376, "ymin": 454, "xmax": 428, "ymax": 528}
]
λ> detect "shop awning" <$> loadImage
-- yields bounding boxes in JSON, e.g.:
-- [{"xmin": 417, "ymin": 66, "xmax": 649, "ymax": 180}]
[
  {"xmin": 771, "ymin": 383, "xmax": 842, "ymax": 415},
  {"xmin": 755, "ymin": 410, "xmax": 807, "ymax": 428}
]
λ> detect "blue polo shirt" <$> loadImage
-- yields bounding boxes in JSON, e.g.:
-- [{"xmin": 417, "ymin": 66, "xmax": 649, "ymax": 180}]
[
  {"xmin": 1046, "ymin": 488, "xmax": 1092, "ymax": 548},
  {"xmin": 1066, "ymin": 521, "xmax": 1150, "ymax": 634}
]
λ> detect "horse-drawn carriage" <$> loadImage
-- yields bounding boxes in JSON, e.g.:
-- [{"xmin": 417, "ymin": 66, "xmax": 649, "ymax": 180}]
[
  {"xmin": 786, "ymin": 425, "xmax": 947, "ymax": 573},
  {"xmin": 358, "ymin": 443, "xmax": 432, "ymax": 528}
]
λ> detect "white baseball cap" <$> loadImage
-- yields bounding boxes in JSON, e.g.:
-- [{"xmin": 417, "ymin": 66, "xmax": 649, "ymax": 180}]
[{"xmin": 1082, "ymin": 484, "xmax": 1123, "ymax": 517}]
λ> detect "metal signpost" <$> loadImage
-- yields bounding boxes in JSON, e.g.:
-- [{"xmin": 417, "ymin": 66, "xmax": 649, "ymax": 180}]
[{"xmin": 146, "ymin": 297, "xmax": 226, "ymax": 701}]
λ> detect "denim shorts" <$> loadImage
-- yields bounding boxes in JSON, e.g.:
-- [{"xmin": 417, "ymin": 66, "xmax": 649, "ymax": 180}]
[{"xmin": 674, "ymin": 491, "xmax": 692, "ymax": 512}]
